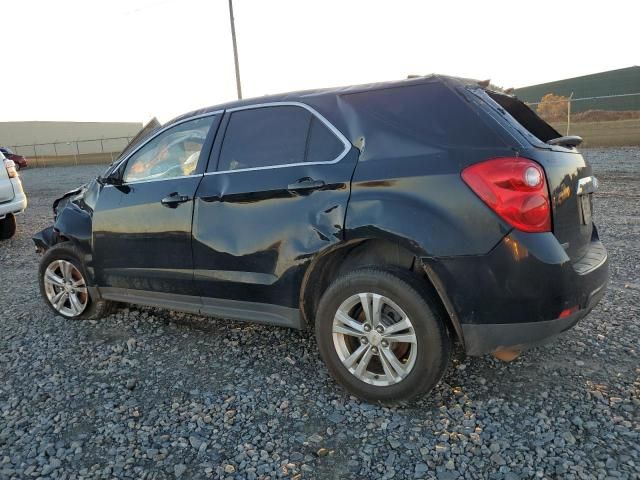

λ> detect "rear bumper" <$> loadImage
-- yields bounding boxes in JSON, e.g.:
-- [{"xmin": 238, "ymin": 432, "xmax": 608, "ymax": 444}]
[
  {"xmin": 423, "ymin": 226, "xmax": 608, "ymax": 355},
  {"xmin": 460, "ymin": 281, "xmax": 605, "ymax": 355},
  {"xmin": 0, "ymin": 183, "xmax": 27, "ymax": 219}
]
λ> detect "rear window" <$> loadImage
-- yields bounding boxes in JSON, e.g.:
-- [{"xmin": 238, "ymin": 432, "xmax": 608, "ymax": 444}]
[
  {"xmin": 486, "ymin": 91, "xmax": 560, "ymax": 143},
  {"xmin": 341, "ymin": 82, "xmax": 505, "ymax": 154}
]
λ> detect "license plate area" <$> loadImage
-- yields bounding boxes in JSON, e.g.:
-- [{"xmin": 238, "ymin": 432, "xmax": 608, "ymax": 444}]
[{"xmin": 580, "ymin": 194, "xmax": 592, "ymax": 225}]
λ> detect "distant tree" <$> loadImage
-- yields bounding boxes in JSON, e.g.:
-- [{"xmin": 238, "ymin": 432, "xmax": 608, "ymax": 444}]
[{"xmin": 537, "ymin": 93, "xmax": 569, "ymax": 122}]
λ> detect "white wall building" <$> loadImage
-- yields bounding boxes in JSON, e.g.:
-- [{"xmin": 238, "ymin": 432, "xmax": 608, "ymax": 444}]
[{"xmin": 0, "ymin": 121, "xmax": 143, "ymax": 158}]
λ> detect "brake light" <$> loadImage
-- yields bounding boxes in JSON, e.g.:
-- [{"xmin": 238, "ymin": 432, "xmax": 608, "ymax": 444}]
[
  {"xmin": 462, "ymin": 157, "xmax": 551, "ymax": 233},
  {"xmin": 4, "ymin": 159, "xmax": 17, "ymax": 178}
]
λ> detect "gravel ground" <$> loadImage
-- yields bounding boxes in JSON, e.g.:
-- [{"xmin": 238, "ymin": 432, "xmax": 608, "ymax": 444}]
[{"xmin": 0, "ymin": 148, "xmax": 638, "ymax": 480}]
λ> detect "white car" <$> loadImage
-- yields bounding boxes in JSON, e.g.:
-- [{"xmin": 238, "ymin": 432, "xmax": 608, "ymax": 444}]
[{"xmin": 0, "ymin": 152, "xmax": 27, "ymax": 239}]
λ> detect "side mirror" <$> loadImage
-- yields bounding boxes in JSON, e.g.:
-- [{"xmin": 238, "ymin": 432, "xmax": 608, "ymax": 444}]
[{"xmin": 99, "ymin": 171, "xmax": 124, "ymax": 186}]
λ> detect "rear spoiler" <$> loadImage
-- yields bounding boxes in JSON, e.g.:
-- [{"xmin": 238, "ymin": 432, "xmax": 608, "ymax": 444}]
[{"xmin": 547, "ymin": 136, "xmax": 583, "ymax": 148}]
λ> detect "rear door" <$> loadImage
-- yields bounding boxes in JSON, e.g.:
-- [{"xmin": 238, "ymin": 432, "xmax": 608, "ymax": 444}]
[{"xmin": 192, "ymin": 103, "xmax": 357, "ymax": 310}]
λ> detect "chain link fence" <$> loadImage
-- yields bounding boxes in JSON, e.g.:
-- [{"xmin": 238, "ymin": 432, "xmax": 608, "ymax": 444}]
[
  {"xmin": 525, "ymin": 93, "xmax": 640, "ymax": 147},
  {"xmin": 7, "ymin": 94, "xmax": 640, "ymax": 169},
  {"xmin": 9, "ymin": 136, "xmax": 133, "ymax": 168}
]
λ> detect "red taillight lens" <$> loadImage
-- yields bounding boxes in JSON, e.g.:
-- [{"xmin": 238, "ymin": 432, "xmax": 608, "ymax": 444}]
[{"xmin": 462, "ymin": 157, "xmax": 551, "ymax": 233}]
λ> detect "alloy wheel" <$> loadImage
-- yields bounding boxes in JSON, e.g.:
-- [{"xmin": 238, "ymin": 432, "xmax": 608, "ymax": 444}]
[
  {"xmin": 43, "ymin": 260, "xmax": 88, "ymax": 317},
  {"xmin": 332, "ymin": 293, "xmax": 418, "ymax": 386}
]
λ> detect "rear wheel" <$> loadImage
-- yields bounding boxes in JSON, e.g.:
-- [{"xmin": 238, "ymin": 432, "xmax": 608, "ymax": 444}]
[
  {"xmin": 39, "ymin": 242, "xmax": 115, "ymax": 319},
  {"xmin": 0, "ymin": 214, "xmax": 16, "ymax": 240},
  {"xmin": 315, "ymin": 267, "xmax": 451, "ymax": 404}
]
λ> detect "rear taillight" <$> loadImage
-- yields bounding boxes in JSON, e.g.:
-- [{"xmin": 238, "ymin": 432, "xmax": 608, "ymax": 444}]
[
  {"xmin": 462, "ymin": 157, "xmax": 551, "ymax": 233},
  {"xmin": 4, "ymin": 159, "xmax": 17, "ymax": 178}
]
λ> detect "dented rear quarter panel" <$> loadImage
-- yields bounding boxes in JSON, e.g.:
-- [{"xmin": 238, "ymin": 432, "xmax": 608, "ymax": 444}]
[{"xmin": 345, "ymin": 148, "xmax": 513, "ymax": 257}]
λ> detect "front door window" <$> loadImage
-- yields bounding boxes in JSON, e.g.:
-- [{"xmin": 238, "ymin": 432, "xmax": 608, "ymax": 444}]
[{"xmin": 123, "ymin": 116, "xmax": 213, "ymax": 182}]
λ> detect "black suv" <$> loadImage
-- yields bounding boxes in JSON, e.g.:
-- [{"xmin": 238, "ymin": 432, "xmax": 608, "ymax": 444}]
[{"xmin": 34, "ymin": 76, "xmax": 608, "ymax": 402}]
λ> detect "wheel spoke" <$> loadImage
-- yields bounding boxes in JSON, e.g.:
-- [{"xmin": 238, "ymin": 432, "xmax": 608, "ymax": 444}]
[
  {"xmin": 333, "ymin": 324, "xmax": 363, "ymax": 338},
  {"xmin": 68, "ymin": 292, "xmax": 83, "ymax": 314},
  {"xmin": 51, "ymin": 289, "xmax": 64, "ymax": 305},
  {"xmin": 385, "ymin": 333, "xmax": 417, "ymax": 344},
  {"xmin": 358, "ymin": 293, "xmax": 384, "ymax": 326},
  {"xmin": 379, "ymin": 347, "xmax": 400, "ymax": 382},
  {"xmin": 380, "ymin": 347, "xmax": 408, "ymax": 379},
  {"xmin": 45, "ymin": 269, "xmax": 65, "ymax": 286},
  {"xmin": 354, "ymin": 346, "xmax": 374, "ymax": 377},
  {"xmin": 71, "ymin": 277, "xmax": 85, "ymax": 288},
  {"xmin": 61, "ymin": 261, "xmax": 73, "ymax": 282},
  {"xmin": 342, "ymin": 343, "xmax": 368, "ymax": 369},
  {"xmin": 384, "ymin": 317, "xmax": 412, "ymax": 335},
  {"xmin": 371, "ymin": 294, "xmax": 383, "ymax": 326},
  {"xmin": 335, "ymin": 309, "xmax": 365, "ymax": 334},
  {"xmin": 358, "ymin": 293, "xmax": 372, "ymax": 324},
  {"xmin": 55, "ymin": 292, "xmax": 68, "ymax": 310}
]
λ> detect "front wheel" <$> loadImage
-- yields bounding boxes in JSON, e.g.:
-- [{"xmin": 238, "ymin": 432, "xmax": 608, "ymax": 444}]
[
  {"xmin": 39, "ymin": 242, "xmax": 115, "ymax": 319},
  {"xmin": 315, "ymin": 267, "xmax": 451, "ymax": 404}
]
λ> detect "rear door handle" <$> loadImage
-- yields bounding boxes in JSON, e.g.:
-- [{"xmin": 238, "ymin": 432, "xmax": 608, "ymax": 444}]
[
  {"xmin": 161, "ymin": 192, "xmax": 191, "ymax": 207},
  {"xmin": 287, "ymin": 177, "xmax": 326, "ymax": 191}
]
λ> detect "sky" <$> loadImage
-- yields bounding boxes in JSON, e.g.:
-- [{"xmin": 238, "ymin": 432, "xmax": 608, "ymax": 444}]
[{"xmin": 3, "ymin": 0, "xmax": 639, "ymax": 124}]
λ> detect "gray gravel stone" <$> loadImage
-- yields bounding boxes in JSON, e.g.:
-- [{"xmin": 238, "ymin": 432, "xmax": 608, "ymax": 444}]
[{"xmin": 174, "ymin": 463, "xmax": 187, "ymax": 477}]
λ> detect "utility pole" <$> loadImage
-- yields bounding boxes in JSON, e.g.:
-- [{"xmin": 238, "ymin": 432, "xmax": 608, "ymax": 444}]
[{"xmin": 228, "ymin": 0, "xmax": 242, "ymax": 99}]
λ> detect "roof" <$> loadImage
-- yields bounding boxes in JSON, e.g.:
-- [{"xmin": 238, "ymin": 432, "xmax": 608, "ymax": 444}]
[{"xmin": 166, "ymin": 74, "xmax": 473, "ymax": 127}]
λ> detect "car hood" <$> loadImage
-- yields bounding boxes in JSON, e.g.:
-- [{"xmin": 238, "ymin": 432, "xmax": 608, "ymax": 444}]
[{"xmin": 53, "ymin": 178, "xmax": 101, "ymax": 218}]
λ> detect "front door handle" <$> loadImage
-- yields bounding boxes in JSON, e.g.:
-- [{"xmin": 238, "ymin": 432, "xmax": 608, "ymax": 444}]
[
  {"xmin": 161, "ymin": 192, "xmax": 191, "ymax": 208},
  {"xmin": 287, "ymin": 177, "xmax": 326, "ymax": 192}
]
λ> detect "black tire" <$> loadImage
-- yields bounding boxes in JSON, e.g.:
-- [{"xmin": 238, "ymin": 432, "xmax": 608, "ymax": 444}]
[
  {"xmin": 0, "ymin": 214, "xmax": 16, "ymax": 240},
  {"xmin": 315, "ymin": 267, "xmax": 451, "ymax": 404},
  {"xmin": 38, "ymin": 242, "xmax": 115, "ymax": 320}
]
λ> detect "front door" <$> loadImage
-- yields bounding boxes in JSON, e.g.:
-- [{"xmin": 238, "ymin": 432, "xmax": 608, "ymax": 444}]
[
  {"xmin": 192, "ymin": 104, "xmax": 357, "ymax": 313},
  {"xmin": 92, "ymin": 114, "xmax": 219, "ymax": 296}
]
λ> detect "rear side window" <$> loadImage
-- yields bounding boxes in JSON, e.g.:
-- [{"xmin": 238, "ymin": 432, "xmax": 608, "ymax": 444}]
[
  {"xmin": 216, "ymin": 105, "xmax": 347, "ymax": 172},
  {"xmin": 341, "ymin": 82, "xmax": 504, "ymax": 153},
  {"xmin": 306, "ymin": 116, "xmax": 344, "ymax": 164}
]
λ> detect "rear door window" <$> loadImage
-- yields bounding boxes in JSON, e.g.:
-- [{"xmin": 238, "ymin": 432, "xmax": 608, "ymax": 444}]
[
  {"xmin": 216, "ymin": 105, "xmax": 348, "ymax": 172},
  {"xmin": 217, "ymin": 106, "xmax": 311, "ymax": 171}
]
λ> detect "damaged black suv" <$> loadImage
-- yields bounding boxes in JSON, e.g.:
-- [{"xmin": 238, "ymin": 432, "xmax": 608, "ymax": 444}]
[{"xmin": 34, "ymin": 76, "xmax": 608, "ymax": 402}]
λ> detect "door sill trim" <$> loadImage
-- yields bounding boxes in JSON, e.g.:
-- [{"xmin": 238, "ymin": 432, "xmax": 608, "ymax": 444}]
[{"xmin": 98, "ymin": 287, "xmax": 303, "ymax": 329}]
